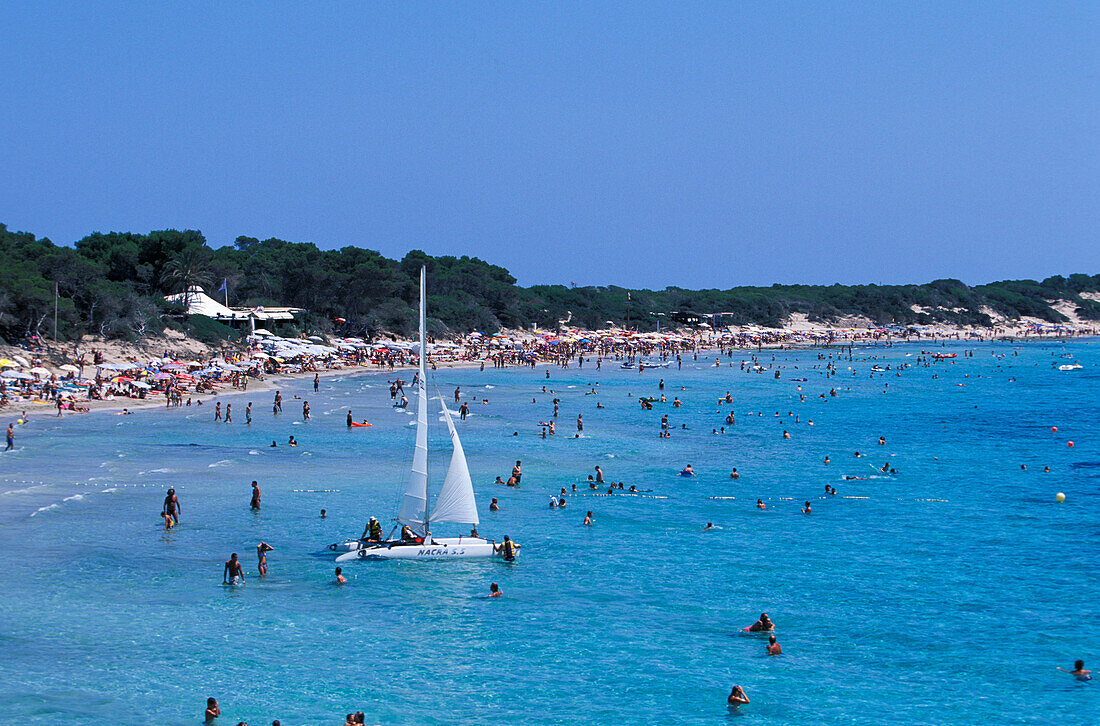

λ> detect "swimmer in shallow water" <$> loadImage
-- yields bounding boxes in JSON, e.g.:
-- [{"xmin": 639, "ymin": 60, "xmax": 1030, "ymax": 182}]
[
  {"xmin": 335, "ymin": 567, "xmax": 346, "ymax": 584},
  {"xmin": 1057, "ymin": 660, "xmax": 1092, "ymax": 680},
  {"xmin": 756, "ymin": 499, "xmax": 766, "ymax": 510},
  {"xmin": 702, "ymin": 522, "xmax": 714, "ymax": 531},
  {"xmin": 766, "ymin": 635, "xmax": 782, "ymax": 654},
  {"xmin": 488, "ymin": 582, "xmax": 502, "ymax": 598},
  {"xmin": 744, "ymin": 613, "xmax": 774, "ymax": 632}
]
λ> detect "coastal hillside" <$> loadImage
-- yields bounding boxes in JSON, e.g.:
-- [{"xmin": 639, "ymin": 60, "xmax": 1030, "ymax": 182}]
[{"xmin": 2, "ymin": 223, "xmax": 1098, "ymax": 341}]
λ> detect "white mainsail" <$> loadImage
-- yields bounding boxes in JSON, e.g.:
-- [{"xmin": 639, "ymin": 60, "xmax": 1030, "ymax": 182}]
[
  {"xmin": 397, "ymin": 267, "xmax": 429, "ymax": 527},
  {"xmin": 428, "ymin": 401, "xmax": 479, "ymax": 525}
]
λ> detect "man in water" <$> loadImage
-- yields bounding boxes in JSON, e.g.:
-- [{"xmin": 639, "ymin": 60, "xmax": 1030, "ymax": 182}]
[
  {"xmin": 766, "ymin": 635, "xmax": 782, "ymax": 655},
  {"xmin": 274, "ymin": 390, "xmax": 282, "ymax": 413},
  {"xmin": 256, "ymin": 541, "xmax": 273, "ymax": 576},
  {"xmin": 745, "ymin": 613, "xmax": 775, "ymax": 632},
  {"xmin": 223, "ymin": 553, "xmax": 245, "ymax": 585},
  {"xmin": 303, "ymin": 401, "xmax": 310, "ymax": 421},
  {"xmin": 802, "ymin": 501, "xmax": 812, "ymax": 514},
  {"xmin": 756, "ymin": 499, "xmax": 766, "ymax": 510},
  {"xmin": 489, "ymin": 498, "xmax": 500, "ymax": 511},
  {"xmin": 335, "ymin": 567, "xmax": 346, "ymax": 584},
  {"xmin": 6, "ymin": 423, "xmax": 14, "ymax": 451},
  {"xmin": 512, "ymin": 460, "xmax": 522, "ymax": 483},
  {"xmin": 314, "ymin": 373, "xmax": 319, "ymax": 391},
  {"xmin": 488, "ymin": 582, "xmax": 502, "ymax": 597},
  {"xmin": 681, "ymin": 464, "xmax": 695, "ymax": 477},
  {"xmin": 494, "ymin": 535, "xmax": 517, "ymax": 561},
  {"xmin": 1057, "ymin": 659, "xmax": 1092, "ymax": 680},
  {"xmin": 702, "ymin": 522, "xmax": 714, "ymax": 531},
  {"xmin": 595, "ymin": 465, "xmax": 604, "ymax": 483},
  {"xmin": 347, "ymin": 410, "xmax": 353, "ymax": 427},
  {"xmin": 250, "ymin": 481, "xmax": 261, "ymax": 509},
  {"xmin": 583, "ymin": 511, "xmax": 593, "ymax": 525},
  {"xmin": 245, "ymin": 402, "xmax": 252, "ymax": 424},
  {"xmin": 163, "ymin": 488, "xmax": 181, "ymax": 526},
  {"xmin": 459, "ymin": 401, "xmax": 469, "ymax": 421}
]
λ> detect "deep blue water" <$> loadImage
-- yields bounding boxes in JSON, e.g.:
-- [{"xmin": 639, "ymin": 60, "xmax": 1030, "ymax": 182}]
[{"xmin": 0, "ymin": 341, "xmax": 1097, "ymax": 725}]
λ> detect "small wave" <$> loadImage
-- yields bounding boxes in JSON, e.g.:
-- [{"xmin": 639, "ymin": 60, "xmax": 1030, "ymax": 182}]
[
  {"xmin": 141, "ymin": 468, "xmax": 175, "ymax": 475},
  {"xmin": 2, "ymin": 484, "xmax": 49, "ymax": 496},
  {"xmin": 485, "ymin": 385, "xmax": 495, "ymax": 389},
  {"xmin": 30, "ymin": 503, "xmax": 60, "ymax": 516},
  {"xmin": 248, "ymin": 450, "xmax": 261, "ymax": 455},
  {"xmin": 102, "ymin": 487, "xmax": 118, "ymax": 493},
  {"xmin": 62, "ymin": 494, "xmax": 85, "ymax": 502},
  {"xmin": 208, "ymin": 459, "xmax": 233, "ymax": 468}
]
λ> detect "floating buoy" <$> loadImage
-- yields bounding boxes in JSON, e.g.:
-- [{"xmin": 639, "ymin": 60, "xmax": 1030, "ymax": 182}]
[
  {"xmin": 1067, "ymin": 441, "xmax": 1074, "ymax": 448},
  {"xmin": 1051, "ymin": 426, "xmax": 1058, "ymax": 432},
  {"xmin": 1056, "ymin": 492, "xmax": 1066, "ymax": 503}
]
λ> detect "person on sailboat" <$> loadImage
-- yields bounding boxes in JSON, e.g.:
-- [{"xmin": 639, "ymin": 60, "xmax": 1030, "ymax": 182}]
[
  {"xmin": 494, "ymin": 535, "xmax": 517, "ymax": 562},
  {"xmin": 362, "ymin": 517, "xmax": 383, "ymax": 542},
  {"xmin": 400, "ymin": 525, "xmax": 422, "ymax": 544}
]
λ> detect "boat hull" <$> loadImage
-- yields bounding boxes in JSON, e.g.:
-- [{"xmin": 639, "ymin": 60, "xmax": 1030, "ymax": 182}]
[{"xmin": 333, "ymin": 537, "xmax": 507, "ymax": 562}]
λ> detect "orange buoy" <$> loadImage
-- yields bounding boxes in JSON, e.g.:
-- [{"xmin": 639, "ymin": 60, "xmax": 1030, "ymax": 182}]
[
  {"xmin": 1051, "ymin": 426, "xmax": 1058, "ymax": 432},
  {"xmin": 1067, "ymin": 441, "xmax": 1074, "ymax": 448}
]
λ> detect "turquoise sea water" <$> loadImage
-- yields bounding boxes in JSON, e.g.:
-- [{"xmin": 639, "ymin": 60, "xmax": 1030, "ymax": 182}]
[{"xmin": 0, "ymin": 341, "xmax": 1097, "ymax": 725}]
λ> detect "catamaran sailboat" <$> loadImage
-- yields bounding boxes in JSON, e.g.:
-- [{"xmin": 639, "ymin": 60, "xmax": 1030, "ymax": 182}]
[{"xmin": 329, "ymin": 267, "xmax": 514, "ymax": 562}]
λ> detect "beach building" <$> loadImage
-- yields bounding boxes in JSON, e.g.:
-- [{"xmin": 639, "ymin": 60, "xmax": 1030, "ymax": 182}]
[{"xmin": 164, "ymin": 285, "xmax": 304, "ymax": 334}]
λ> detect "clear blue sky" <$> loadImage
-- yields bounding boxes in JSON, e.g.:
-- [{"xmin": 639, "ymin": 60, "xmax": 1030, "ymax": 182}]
[{"xmin": 1, "ymin": 2, "xmax": 1096, "ymax": 288}]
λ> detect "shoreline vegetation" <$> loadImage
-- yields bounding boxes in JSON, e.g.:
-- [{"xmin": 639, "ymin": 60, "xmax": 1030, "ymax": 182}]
[{"xmin": 2, "ymin": 223, "xmax": 1098, "ymax": 344}]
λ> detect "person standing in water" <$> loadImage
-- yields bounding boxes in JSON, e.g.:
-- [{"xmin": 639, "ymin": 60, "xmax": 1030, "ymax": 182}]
[
  {"xmin": 727, "ymin": 685, "xmax": 750, "ymax": 707},
  {"xmin": 163, "ymin": 488, "xmax": 181, "ymax": 526},
  {"xmin": 250, "ymin": 481, "xmax": 261, "ymax": 509},
  {"xmin": 224, "ymin": 403, "xmax": 231, "ymax": 423},
  {"xmin": 577, "ymin": 414, "xmax": 583, "ymax": 432},
  {"xmin": 335, "ymin": 567, "xmax": 346, "ymax": 584},
  {"xmin": 214, "ymin": 402, "xmax": 221, "ymax": 421},
  {"xmin": 303, "ymin": 401, "xmax": 310, "ymax": 421},
  {"xmin": 459, "ymin": 401, "xmax": 469, "ymax": 421},
  {"xmin": 223, "ymin": 553, "xmax": 245, "ymax": 585},
  {"xmin": 256, "ymin": 541, "xmax": 274, "ymax": 575},
  {"xmin": 245, "ymin": 402, "xmax": 252, "ymax": 425},
  {"xmin": 313, "ymin": 373, "xmax": 319, "ymax": 391},
  {"xmin": 274, "ymin": 391, "xmax": 282, "ymax": 414},
  {"xmin": 5, "ymin": 423, "xmax": 14, "ymax": 451},
  {"xmin": 346, "ymin": 410, "xmax": 353, "ymax": 428},
  {"xmin": 766, "ymin": 635, "xmax": 782, "ymax": 654}
]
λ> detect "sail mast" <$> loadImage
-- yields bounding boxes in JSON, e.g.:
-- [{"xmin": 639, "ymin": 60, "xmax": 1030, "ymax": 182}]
[
  {"xmin": 419, "ymin": 265, "xmax": 430, "ymax": 541},
  {"xmin": 396, "ymin": 266, "xmax": 430, "ymax": 534}
]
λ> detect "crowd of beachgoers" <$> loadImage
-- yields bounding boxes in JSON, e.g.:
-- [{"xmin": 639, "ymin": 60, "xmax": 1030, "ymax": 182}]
[{"xmin": 1, "ymin": 319, "xmax": 1094, "ymax": 417}]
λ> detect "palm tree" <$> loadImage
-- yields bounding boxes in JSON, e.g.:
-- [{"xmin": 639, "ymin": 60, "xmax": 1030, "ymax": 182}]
[{"xmin": 162, "ymin": 248, "xmax": 213, "ymax": 309}]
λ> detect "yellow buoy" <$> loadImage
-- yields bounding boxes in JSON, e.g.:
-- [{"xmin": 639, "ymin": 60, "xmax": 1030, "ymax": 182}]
[{"xmin": 1056, "ymin": 492, "xmax": 1066, "ymax": 503}]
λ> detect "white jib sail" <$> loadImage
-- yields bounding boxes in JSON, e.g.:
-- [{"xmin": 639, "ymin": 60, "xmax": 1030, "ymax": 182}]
[
  {"xmin": 397, "ymin": 267, "xmax": 429, "ymax": 527},
  {"xmin": 428, "ymin": 400, "xmax": 479, "ymax": 525}
]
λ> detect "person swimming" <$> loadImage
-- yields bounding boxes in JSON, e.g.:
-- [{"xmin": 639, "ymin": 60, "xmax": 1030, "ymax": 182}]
[
  {"xmin": 802, "ymin": 501, "xmax": 811, "ymax": 514},
  {"xmin": 744, "ymin": 613, "xmax": 774, "ymax": 632},
  {"xmin": 335, "ymin": 567, "xmax": 346, "ymax": 585},
  {"xmin": 488, "ymin": 582, "xmax": 502, "ymax": 598},
  {"xmin": 680, "ymin": 464, "xmax": 695, "ymax": 477},
  {"xmin": 756, "ymin": 499, "xmax": 766, "ymax": 510},
  {"xmin": 1057, "ymin": 659, "xmax": 1092, "ymax": 680}
]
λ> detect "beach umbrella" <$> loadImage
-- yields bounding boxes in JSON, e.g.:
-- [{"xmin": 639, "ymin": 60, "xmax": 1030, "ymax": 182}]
[
  {"xmin": 130, "ymin": 381, "xmax": 151, "ymax": 389},
  {"xmin": 58, "ymin": 364, "xmax": 80, "ymax": 373},
  {"xmin": 2, "ymin": 370, "xmax": 33, "ymax": 380},
  {"xmin": 151, "ymin": 372, "xmax": 174, "ymax": 380},
  {"xmin": 29, "ymin": 367, "xmax": 52, "ymax": 376},
  {"xmin": 0, "ymin": 359, "xmax": 15, "ymax": 368},
  {"xmin": 12, "ymin": 355, "xmax": 30, "ymax": 367}
]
